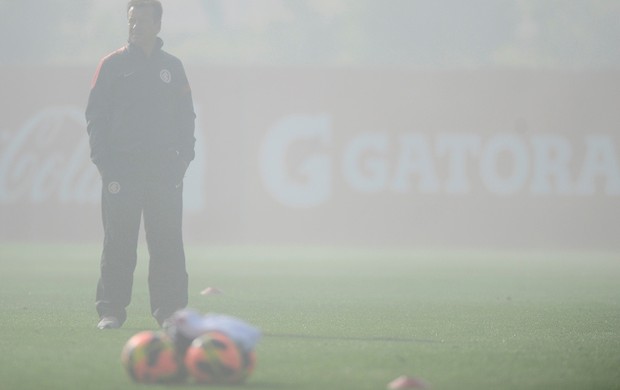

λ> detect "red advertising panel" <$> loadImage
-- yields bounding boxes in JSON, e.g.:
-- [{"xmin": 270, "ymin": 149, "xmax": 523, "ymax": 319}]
[{"xmin": 1, "ymin": 67, "xmax": 618, "ymax": 248}]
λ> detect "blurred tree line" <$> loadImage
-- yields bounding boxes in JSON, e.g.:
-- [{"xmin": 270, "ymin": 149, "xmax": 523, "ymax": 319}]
[{"xmin": 0, "ymin": 0, "xmax": 618, "ymax": 68}]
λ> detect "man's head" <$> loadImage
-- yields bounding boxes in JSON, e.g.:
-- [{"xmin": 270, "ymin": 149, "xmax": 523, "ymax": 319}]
[{"xmin": 127, "ymin": 0, "xmax": 162, "ymax": 52}]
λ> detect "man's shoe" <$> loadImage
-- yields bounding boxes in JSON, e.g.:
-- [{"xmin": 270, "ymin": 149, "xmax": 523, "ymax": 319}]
[
  {"xmin": 160, "ymin": 317, "xmax": 174, "ymax": 331},
  {"xmin": 97, "ymin": 316, "xmax": 121, "ymax": 330}
]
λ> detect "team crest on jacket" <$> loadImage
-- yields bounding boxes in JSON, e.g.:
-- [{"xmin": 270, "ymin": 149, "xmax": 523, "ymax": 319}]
[
  {"xmin": 160, "ymin": 69, "xmax": 172, "ymax": 83},
  {"xmin": 108, "ymin": 181, "xmax": 121, "ymax": 194}
]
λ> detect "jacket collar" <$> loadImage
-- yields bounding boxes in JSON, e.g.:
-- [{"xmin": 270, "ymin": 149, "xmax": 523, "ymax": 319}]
[{"xmin": 126, "ymin": 37, "xmax": 164, "ymax": 57}]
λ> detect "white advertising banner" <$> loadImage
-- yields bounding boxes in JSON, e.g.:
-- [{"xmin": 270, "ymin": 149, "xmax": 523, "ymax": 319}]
[{"xmin": 1, "ymin": 67, "xmax": 618, "ymax": 248}]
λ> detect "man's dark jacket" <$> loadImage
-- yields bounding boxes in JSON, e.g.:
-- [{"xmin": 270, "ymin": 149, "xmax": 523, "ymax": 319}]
[{"xmin": 85, "ymin": 38, "xmax": 196, "ymax": 174}]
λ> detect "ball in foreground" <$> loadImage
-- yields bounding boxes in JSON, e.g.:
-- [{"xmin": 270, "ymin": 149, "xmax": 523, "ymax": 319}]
[
  {"xmin": 121, "ymin": 330, "xmax": 181, "ymax": 384},
  {"xmin": 238, "ymin": 349, "xmax": 257, "ymax": 383},
  {"xmin": 184, "ymin": 331, "xmax": 253, "ymax": 384}
]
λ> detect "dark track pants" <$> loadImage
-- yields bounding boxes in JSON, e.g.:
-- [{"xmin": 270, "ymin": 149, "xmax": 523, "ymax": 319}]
[{"xmin": 96, "ymin": 170, "xmax": 188, "ymax": 326}]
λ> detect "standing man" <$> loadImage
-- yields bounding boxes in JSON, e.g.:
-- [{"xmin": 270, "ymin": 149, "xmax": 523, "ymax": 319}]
[{"xmin": 86, "ymin": 0, "xmax": 196, "ymax": 329}]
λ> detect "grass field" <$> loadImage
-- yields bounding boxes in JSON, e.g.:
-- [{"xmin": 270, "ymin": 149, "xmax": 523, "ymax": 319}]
[{"xmin": 0, "ymin": 244, "xmax": 618, "ymax": 390}]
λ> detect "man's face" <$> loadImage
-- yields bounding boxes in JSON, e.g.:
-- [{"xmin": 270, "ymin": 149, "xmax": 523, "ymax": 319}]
[{"xmin": 128, "ymin": 6, "xmax": 160, "ymax": 48}]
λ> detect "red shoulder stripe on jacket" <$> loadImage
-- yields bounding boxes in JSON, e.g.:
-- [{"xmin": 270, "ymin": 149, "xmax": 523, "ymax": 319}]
[{"xmin": 90, "ymin": 46, "xmax": 127, "ymax": 88}]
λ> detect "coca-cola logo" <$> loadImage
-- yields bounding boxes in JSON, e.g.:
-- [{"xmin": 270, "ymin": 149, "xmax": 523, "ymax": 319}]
[
  {"xmin": 0, "ymin": 106, "xmax": 100, "ymax": 205},
  {"xmin": 0, "ymin": 105, "xmax": 207, "ymax": 211}
]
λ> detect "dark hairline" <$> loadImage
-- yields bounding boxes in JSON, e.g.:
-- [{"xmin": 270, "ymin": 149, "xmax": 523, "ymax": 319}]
[{"xmin": 127, "ymin": 0, "xmax": 162, "ymax": 23}]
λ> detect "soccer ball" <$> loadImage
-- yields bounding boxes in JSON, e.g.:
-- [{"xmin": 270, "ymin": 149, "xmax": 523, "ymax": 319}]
[
  {"xmin": 184, "ymin": 331, "xmax": 247, "ymax": 384},
  {"xmin": 238, "ymin": 349, "xmax": 257, "ymax": 383},
  {"xmin": 121, "ymin": 330, "xmax": 181, "ymax": 384}
]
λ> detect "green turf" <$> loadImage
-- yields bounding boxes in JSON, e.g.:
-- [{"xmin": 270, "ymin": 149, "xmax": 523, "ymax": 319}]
[{"xmin": 0, "ymin": 244, "xmax": 618, "ymax": 390}]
